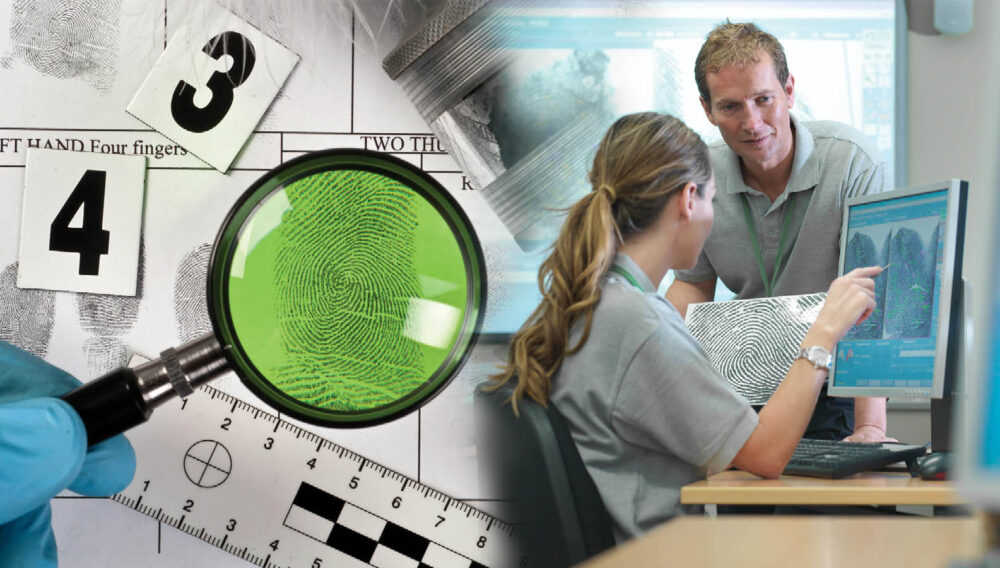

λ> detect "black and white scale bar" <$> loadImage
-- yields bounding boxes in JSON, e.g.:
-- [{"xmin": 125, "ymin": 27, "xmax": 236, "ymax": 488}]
[{"xmin": 284, "ymin": 482, "xmax": 486, "ymax": 568}]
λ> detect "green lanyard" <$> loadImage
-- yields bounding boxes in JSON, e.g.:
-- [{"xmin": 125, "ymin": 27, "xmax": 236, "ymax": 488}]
[
  {"xmin": 608, "ymin": 265, "xmax": 643, "ymax": 291},
  {"xmin": 739, "ymin": 192, "xmax": 797, "ymax": 298}
]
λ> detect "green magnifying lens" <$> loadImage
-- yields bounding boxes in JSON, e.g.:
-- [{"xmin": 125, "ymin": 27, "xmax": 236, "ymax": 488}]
[{"xmin": 61, "ymin": 149, "xmax": 486, "ymax": 443}]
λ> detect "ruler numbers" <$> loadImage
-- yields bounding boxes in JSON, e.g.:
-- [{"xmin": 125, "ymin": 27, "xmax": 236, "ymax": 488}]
[{"xmin": 113, "ymin": 385, "xmax": 522, "ymax": 567}]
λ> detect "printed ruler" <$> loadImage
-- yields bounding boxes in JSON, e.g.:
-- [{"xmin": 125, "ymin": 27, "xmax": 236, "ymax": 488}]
[{"xmin": 111, "ymin": 384, "xmax": 523, "ymax": 568}]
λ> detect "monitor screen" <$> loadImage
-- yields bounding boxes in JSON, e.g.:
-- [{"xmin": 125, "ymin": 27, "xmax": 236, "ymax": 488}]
[
  {"xmin": 828, "ymin": 180, "xmax": 967, "ymax": 399},
  {"xmin": 479, "ymin": 0, "xmax": 905, "ymax": 338}
]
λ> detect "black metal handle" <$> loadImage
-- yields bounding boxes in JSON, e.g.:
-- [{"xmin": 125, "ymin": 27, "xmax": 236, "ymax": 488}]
[{"xmin": 61, "ymin": 367, "xmax": 151, "ymax": 446}]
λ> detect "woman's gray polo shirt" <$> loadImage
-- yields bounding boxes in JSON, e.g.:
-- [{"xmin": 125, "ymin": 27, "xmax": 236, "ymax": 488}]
[{"xmin": 550, "ymin": 253, "xmax": 758, "ymax": 542}]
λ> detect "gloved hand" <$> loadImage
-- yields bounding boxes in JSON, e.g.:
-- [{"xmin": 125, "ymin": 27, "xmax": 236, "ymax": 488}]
[{"xmin": 0, "ymin": 341, "xmax": 135, "ymax": 567}]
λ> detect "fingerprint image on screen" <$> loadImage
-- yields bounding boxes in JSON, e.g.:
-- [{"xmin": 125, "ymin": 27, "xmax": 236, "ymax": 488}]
[
  {"xmin": 844, "ymin": 215, "xmax": 941, "ymax": 340},
  {"xmin": 226, "ymin": 168, "xmax": 470, "ymax": 415}
]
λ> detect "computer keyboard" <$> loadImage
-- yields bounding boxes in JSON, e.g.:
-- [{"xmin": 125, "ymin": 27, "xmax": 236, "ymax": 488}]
[{"xmin": 783, "ymin": 438, "xmax": 927, "ymax": 479}]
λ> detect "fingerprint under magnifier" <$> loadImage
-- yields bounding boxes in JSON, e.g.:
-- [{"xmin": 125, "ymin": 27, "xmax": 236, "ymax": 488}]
[
  {"xmin": 274, "ymin": 171, "xmax": 423, "ymax": 411},
  {"xmin": 228, "ymin": 169, "xmax": 470, "ymax": 413}
]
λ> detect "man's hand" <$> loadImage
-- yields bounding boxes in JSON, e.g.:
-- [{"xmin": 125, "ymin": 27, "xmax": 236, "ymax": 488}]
[
  {"xmin": 842, "ymin": 424, "xmax": 898, "ymax": 443},
  {"xmin": 849, "ymin": 397, "xmax": 893, "ymax": 443}
]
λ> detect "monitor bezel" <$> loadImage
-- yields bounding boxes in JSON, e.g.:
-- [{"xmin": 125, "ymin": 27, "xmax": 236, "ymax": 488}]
[{"xmin": 827, "ymin": 179, "xmax": 964, "ymax": 399}]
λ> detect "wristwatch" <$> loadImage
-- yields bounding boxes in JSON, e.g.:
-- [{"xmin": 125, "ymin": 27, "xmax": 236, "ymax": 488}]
[{"xmin": 797, "ymin": 345, "xmax": 833, "ymax": 372}]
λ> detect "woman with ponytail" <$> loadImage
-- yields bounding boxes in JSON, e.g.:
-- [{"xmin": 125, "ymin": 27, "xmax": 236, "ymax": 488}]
[{"xmin": 490, "ymin": 112, "xmax": 882, "ymax": 542}]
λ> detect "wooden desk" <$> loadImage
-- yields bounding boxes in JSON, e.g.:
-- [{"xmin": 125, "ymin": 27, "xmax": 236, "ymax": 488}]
[
  {"xmin": 681, "ymin": 470, "xmax": 964, "ymax": 506},
  {"xmin": 579, "ymin": 516, "xmax": 988, "ymax": 568}
]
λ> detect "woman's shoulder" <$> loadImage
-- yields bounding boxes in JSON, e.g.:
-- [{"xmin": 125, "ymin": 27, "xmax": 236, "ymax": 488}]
[{"xmin": 596, "ymin": 281, "xmax": 686, "ymax": 335}]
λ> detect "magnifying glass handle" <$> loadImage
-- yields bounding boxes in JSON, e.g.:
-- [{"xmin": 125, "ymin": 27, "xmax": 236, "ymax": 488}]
[{"xmin": 60, "ymin": 333, "xmax": 230, "ymax": 446}]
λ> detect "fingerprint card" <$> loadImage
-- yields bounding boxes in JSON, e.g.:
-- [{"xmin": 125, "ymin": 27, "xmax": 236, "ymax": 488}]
[
  {"xmin": 18, "ymin": 149, "xmax": 146, "ymax": 295},
  {"xmin": 686, "ymin": 293, "xmax": 827, "ymax": 404},
  {"xmin": 126, "ymin": 4, "xmax": 299, "ymax": 172}
]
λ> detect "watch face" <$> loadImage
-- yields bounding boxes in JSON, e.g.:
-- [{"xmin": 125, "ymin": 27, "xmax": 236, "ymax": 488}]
[
  {"xmin": 802, "ymin": 346, "xmax": 832, "ymax": 370},
  {"xmin": 809, "ymin": 346, "xmax": 833, "ymax": 370}
]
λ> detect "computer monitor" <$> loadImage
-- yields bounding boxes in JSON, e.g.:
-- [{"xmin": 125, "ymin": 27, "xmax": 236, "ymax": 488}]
[{"xmin": 828, "ymin": 179, "xmax": 968, "ymax": 403}]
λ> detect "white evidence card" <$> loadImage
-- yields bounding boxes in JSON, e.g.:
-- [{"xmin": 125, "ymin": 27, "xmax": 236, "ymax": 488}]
[
  {"xmin": 17, "ymin": 148, "xmax": 146, "ymax": 296},
  {"xmin": 127, "ymin": 3, "xmax": 299, "ymax": 172}
]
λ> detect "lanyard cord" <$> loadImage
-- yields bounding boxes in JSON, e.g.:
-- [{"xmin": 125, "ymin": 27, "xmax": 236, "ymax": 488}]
[
  {"xmin": 739, "ymin": 192, "xmax": 797, "ymax": 298},
  {"xmin": 608, "ymin": 265, "xmax": 643, "ymax": 291}
]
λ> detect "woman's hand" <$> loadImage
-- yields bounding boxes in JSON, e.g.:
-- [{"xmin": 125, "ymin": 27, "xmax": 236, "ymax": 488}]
[{"xmin": 804, "ymin": 266, "xmax": 883, "ymax": 349}]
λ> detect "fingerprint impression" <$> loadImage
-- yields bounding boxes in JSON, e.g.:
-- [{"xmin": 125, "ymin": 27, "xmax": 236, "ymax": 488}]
[
  {"xmin": 686, "ymin": 294, "xmax": 826, "ymax": 405},
  {"xmin": 481, "ymin": 241, "xmax": 512, "ymax": 330},
  {"xmin": 6, "ymin": 0, "xmax": 121, "ymax": 90},
  {"xmin": 174, "ymin": 243, "xmax": 213, "ymax": 342},
  {"xmin": 0, "ymin": 263, "xmax": 56, "ymax": 357},
  {"xmin": 75, "ymin": 244, "xmax": 144, "ymax": 373}
]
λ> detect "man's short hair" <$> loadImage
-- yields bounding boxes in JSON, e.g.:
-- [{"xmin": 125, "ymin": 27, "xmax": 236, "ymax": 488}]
[{"xmin": 694, "ymin": 21, "xmax": 789, "ymax": 107}]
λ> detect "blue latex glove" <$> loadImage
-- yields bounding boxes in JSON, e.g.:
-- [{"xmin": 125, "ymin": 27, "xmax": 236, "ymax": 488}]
[{"xmin": 0, "ymin": 341, "xmax": 136, "ymax": 567}]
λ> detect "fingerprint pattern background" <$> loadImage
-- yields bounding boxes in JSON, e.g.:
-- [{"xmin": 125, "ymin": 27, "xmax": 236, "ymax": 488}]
[
  {"xmin": 481, "ymin": 240, "xmax": 512, "ymax": 334},
  {"xmin": 653, "ymin": 47, "xmax": 683, "ymax": 118},
  {"xmin": 0, "ymin": 263, "xmax": 56, "ymax": 356},
  {"xmin": 174, "ymin": 243, "xmax": 213, "ymax": 342},
  {"xmin": 6, "ymin": 0, "xmax": 121, "ymax": 91},
  {"xmin": 271, "ymin": 170, "xmax": 425, "ymax": 412},
  {"xmin": 489, "ymin": 50, "xmax": 615, "ymax": 168},
  {"xmin": 686, "ymin": 293, "xmax": 826, "ymax": 405},
  {"xmin": 76, "ymin": 244, "xmax": 145, "ymax": 373}
]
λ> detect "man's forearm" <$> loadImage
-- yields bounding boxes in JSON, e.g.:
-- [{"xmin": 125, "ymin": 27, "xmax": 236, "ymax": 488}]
[
  {"xmin": 854, "ymin": 396, "xmax": 888, "ymax": 433},
  {"xmin": 664, "ymin": 278, "xmax": 715, "ymax": 318}
]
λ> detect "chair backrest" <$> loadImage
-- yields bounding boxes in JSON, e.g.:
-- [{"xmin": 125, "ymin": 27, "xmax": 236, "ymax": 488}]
[{"xmin": 474, "ymin": 381, "xmax": 615, "ymax": 567}]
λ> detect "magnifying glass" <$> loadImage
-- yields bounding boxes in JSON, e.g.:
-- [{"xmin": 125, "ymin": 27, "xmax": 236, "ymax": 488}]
[{"xmin": 61, "ymin": 149, "xmax": 486, "ymax": 445}]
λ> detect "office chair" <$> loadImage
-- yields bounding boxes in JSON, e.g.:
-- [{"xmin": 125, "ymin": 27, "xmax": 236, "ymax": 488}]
[{"xmin": 474, "ymin": 381, "xmax": 615, "ymax": 567}]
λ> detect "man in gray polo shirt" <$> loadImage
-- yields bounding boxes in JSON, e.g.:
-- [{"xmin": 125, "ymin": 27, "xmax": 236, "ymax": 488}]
[{"xmin": 666, "ymin": 22, "xmax": 891, "ymax": 442}]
